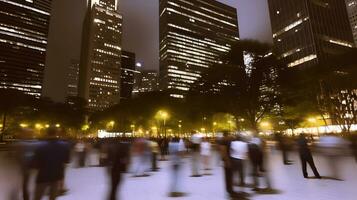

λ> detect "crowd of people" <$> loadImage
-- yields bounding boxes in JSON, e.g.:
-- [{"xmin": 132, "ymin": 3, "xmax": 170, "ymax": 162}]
[{"xmin": 2, "ymin": 127, "xmax": 357, "ymax": 200}]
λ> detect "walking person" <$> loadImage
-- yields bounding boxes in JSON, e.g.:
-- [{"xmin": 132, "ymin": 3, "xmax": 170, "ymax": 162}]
[
  {"xmin": 297, "ymin": 134, "xmax": 321, "ymax": 179},
  {"xmin": 201, "ymin": 137, "xmax": 212, "ymax": 173},
  {"xmin": 150, "ymin": 138, "xmax": 159, "ymax": 171},
  {"xmin": 107, "ymin": 139, "xmax": 130, "ymax": 200},
  {"xmin": 32, "ymin": 128, "xmax": 70, "ymax": 200},
  {"xmin": 275, "ymin": 133, "xmax": 292, "ymax": 165},
  {"xmin": 190, "ymin": 132, "xmax": 202, "ymax": 177},
  {"xmin": 230, "ymin": 135, "xmax": 249, "ymax": 186},
  {"xmin": 16, "ymin": 128, "xmax": 39, "ymax": 200},
  {"xmin": 248, "ymin": 135, "xmax": 272, "ymax": 191},
  {"xmin": 219, "ymin": 131, "xmax": 248, "ymax": 199},
  {"xmin": 168, "ymin": 137, "xmax": 185, "ymax": 197}
]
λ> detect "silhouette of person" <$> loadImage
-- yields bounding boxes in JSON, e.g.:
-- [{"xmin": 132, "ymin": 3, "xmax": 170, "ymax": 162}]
[{"xmin": 297, "ymin": 134, "xmax": 321, "ymax": 179}]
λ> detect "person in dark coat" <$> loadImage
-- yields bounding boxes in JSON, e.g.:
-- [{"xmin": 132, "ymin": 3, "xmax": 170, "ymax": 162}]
[
  {"xmin": 275, "ymin": 133, "xmax": 292, "ymax": 165},
  {"xmin": 33, "ymin": 128, "xmax": 70, "ymax": 200},
  {"xmin": 297, "ymin": 134, "xmax": 321, "ymax": 179},
  {"xmin": 107, "ymin": 139, "xmax": 130, "ymax": 200}
]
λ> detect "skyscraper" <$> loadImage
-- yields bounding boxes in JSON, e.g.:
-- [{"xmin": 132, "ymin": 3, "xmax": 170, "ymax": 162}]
[
  {"xmin": 268, "ymin": 0, "xmax": 354, "ymax": 68},
  {"xmin": 345, "ymin": 0, "xmax": 357, "ymax": 45},
  {"xmin": 79, "ymin": 0, "xmax": 122, "ymax": 110},
  {"xmin": 159, "ymin": 0, "xmax": 239, "ymax": 98},
  {"xmin": 133, "ymin": 70, "xmax": 159, "ymax": 96},
  {"xmin": 0, "ymin": 0, "xmax": 52, "ymax": 97},
  {"xmin": 120, "ymin": 51, "xmax": 138, "ymax": 100},
  {"xmin": 66, "ymin": 59, "xmax": 80, "ymax": 99}
]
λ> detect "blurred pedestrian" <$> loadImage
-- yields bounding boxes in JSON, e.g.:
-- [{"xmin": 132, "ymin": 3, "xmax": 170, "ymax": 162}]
[
  {"xmin": 248, "ymin": 135, "xmax": 272, "ymax": 191},
  {"xmin": 16, "ymin": 128, "xmax": 39, "ymax": 200},
  {"xmin": 319, "ymin": 134, "xmax": 347, "ymax": 180},
  {"xmin": 150, "ymin": 138, "xmax": 159, "ymax": 171},
  {"xmin": 107, "ymin": 139, "xmax": 130, "ymax": 200},
  {"xmin": 75, "ymin": 140, "xmax": 87, "ymax": 167},
  {"xmin": 201, "ymin": 137, "xmax": 212, "ymax": 172},
  {"xmin": 190, "ymin": 132, "xmax": 202, "ymax": 177},
  {"xmin": 275, "ymin": 133, "xmax": 292, "ymax": 165},
  {"xmin": 168, "ymin": 137, "xmax": 185, "ymax": 197},
  {"xmin": 219, "ymin": 131, "xmax": 247, "ymax": 199},
  {"xmin": 33, "ymin": 128, "xmax": 70, "ymax": 200},
  {"xmin": 132, "ymin": 138, "xmax": 149, "ymax": 177},
  {"xmin": 297, "ymin": 134, "xmax": 321, "ymax": 179},
  {"xmin": 350, "ymin": 134, "xmax": 357, "ymax": 163},
  {"xmin": 231, "ymin": 135, "xmax": 249, "ymax": 186}
]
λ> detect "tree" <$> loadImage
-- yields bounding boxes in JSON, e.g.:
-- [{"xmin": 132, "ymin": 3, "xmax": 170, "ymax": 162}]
[
  {"xmin": 192, "ymin": 40, "xmax": 284, "ymax": 132},
  {"xmin": 0, "ymin": 89, "xmax": 36, "ymax": 141}
]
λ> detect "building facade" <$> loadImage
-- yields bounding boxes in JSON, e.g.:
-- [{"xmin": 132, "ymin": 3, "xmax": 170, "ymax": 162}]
[
  {"xmin": 346, "ymin": 0, "xmax": 357, "ymax": 45},
  {"xmin": 0, "ymin": 0, "xmax": 52, "ymax": 97},
  {"xmin": 268, "ymin": 0, "xmax": 354, "ymax": 68},
  {"xmin": 79, "ymin": 0, "xmax": 122, "ymax": 110},
  {"xmin": 159, "ymin": 0, "xmax": 239, "ymax": 98},
  {"xmin": 66, "ymin": 59, "xmax": 80, "ymax": 99},
  {"xmin": 120, "ymin": 51, "xmax": 138, "ymax": 100},
  {"xmin": 133, "ymin": 70, "xmax": 159, "ymax": 96}
]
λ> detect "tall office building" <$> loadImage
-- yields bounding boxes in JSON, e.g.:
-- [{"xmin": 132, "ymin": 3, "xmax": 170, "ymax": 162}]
[
  {"xmin": 159, "ymin": 0, "xmax": 239, "ymax": 98},
  {"xmin": 66, "ymin": 59, "xmax": 80, "ymax": 98},
  {"xmin": 346, "ymin": 0, "xmax": 357, "ymax": 45},
  {"xmin": 268, "ymin": 0, "xmax": 354, "ymax": 68},
  {"xmin": 133, "ymin": 70, "xmax": 159, "ymax": 96},
  {"xmin": 79, "ymin": 0, "xmax": 122, "ymax": 111},
  {"xmin": 120, "ymin": 51, "xmax": 138, "ymax": 100},
  {"xmin": 0, "ymin": 0, "xmax": 52, "ymax": 97}
]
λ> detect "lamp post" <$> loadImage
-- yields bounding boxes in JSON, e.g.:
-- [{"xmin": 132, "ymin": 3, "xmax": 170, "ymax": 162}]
[{"xmin": 130, "ymin": 124, "xmax": 135, "ymax": 137}]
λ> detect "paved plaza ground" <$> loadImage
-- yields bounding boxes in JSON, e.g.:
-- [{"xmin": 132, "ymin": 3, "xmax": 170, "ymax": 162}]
[{"xmin": 1, "ymin": 149, "xmax": 357, "ymax": 200}]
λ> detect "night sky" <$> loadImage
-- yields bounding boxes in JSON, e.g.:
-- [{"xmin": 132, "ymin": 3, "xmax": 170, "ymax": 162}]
[{"xmin": 43, "ymin": 0, "xmax": 272, "ymax": 102}]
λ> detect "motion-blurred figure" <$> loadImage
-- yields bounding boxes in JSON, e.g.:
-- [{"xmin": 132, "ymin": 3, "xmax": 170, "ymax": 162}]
[
  {"xmin": 219, "ymin": 131, "xmax": 247, "ymax": 199},
  {"xmin": 231, "ymin": 135, "xmax": 249, "ymax": 186},
  {"xmin": 16, "ymin": 128, "xmax": 39, "ymax": 200},
  {"xmin": 132, "ymin": 138, "xmax": 149, "ymax": 177},
  {"xmin": 319, "ymin": 134, "xmax": 347, "ymax": 180},
  {"xmin": 107, "ymin": 139, "xmax": 130, "ymax": 200},
  {"xmin": 75, "ymin": 140, "xmax": 87, "ymax": 167},
  {"xmin": 275, "ymin": 133, "xmax": 292, "ymax": 165},
  {"xmin": 168, "ymin": 137, "xmax": 185, "ymax": 197},
  {"xmin": 201, "ymin": 137, "xmax": 212, "ymax": 172},
  {"xmin": 350, "ymin": 134, "xmax": 357, "ymax": 163},
  {"xmin": 190, "ymin": 132, "xmax": 202, "ymax": 177},
  {"xmin": 150, "ymin": 139, "xmax": 159, "ymax": 171},
  {"xmin": 297, "ymin": 134, "xmax": 321, "ymax": 179},
  {"xmin": 248, "ymin": 135, "xmax": 272, "ymax": 191},
  {"xmin": 33, "ymin": 128, "xmax": 70, "ymax": 200}
]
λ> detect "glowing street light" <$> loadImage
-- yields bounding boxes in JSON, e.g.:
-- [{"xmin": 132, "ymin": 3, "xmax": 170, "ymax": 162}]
[
  {"xmin": 20, "ymin": 123, "xmax": 28, "ymax": 128},
  {"xmin": 35, "ymin": 123, "xmax": 43, "ymax": 130},
  {"xmin": 308, "ymin": 118, "xmax": 317, "ymax": 123},
  {"xmin": 55, "ymin": 124, "xmax": 61, "ymax": 128},
  {"xmin": 45, "ymin": 124, "xmax": 50, "ymax": 128}
]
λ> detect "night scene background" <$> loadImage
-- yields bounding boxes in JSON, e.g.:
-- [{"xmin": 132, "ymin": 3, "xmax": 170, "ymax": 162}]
[{"xmin": 0, "ymin": 0, "xmax": 357, "ymax": 200}]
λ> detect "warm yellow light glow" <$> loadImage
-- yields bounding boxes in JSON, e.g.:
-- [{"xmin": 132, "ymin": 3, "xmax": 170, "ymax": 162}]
[
  {"xmin": 55, "ymin": 124, "xmax": 61, "ymax": 128},
  {"xmin": 45, "ymin": 124, "xmax": 50, "ymax": 128},
  {"xmin": 308, "ymin": 118, "xmax": 317, "ymax": 123},
  {"xmin": 35, "ymin": 123, "xmax": 43, "ymax": 129},
  {"xmin": 20, "ymin": 123, "xmax": 28, "ymax": 128},
  {"xmin": 213, "ymin": 122, "xmax": 217, "ymax": 126},
  {"xmin": 81, "ymin": 124, "xmax": 90, "ymax": 131},
  {"xmin": 260, "ymin": 122, "xmax": 271, "ymax": 127},
  {"xmin": 130, "ymin": 124, "xmax": 135, "ymax": 128}
]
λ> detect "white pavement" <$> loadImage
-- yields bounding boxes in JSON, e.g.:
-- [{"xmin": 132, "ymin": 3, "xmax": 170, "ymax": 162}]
[{"xmin": 1, "ymin": 150, "xmax": 357, "ymax": 200}]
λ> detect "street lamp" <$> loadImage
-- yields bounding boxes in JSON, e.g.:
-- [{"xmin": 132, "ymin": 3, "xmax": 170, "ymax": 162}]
[
  {"xmin": 20, "ymin": 123, "xmax": 29, "ymax": 128},
  {"xmin": 130, "ymin": 124, "xmax": 135, "ymax": 137},
  {"xmin": 55, "ymin": 124, "xmax": 61, "ymax": 128},
  {"xmin": 158, "ymin": 110, "xmax": 169, "ymax": 138}
]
